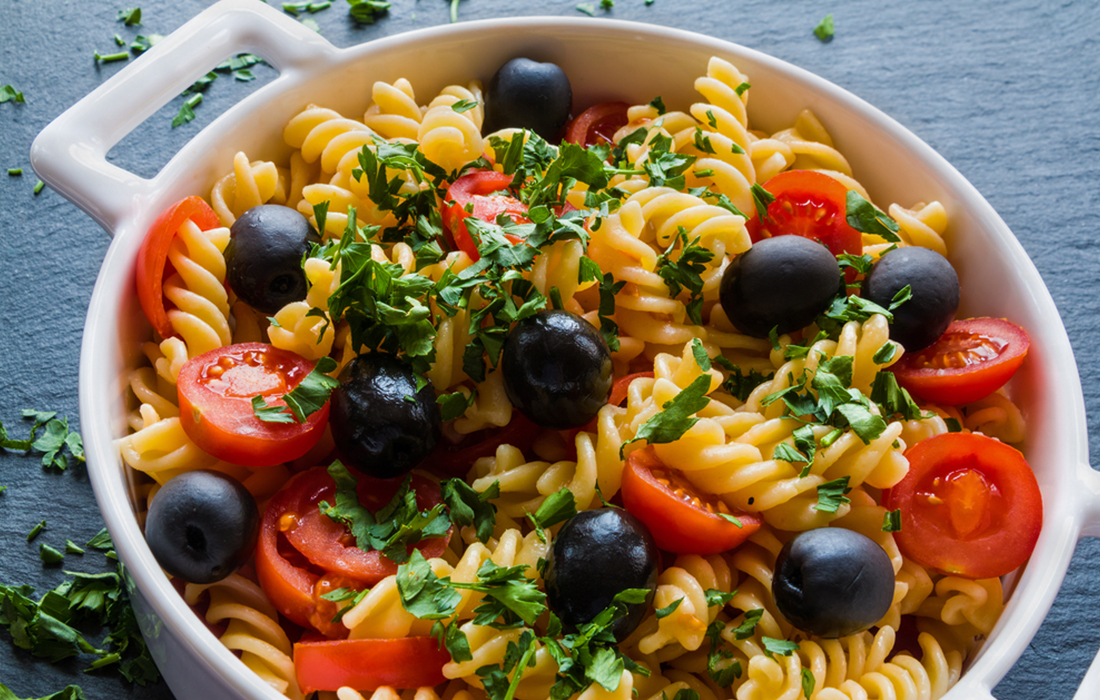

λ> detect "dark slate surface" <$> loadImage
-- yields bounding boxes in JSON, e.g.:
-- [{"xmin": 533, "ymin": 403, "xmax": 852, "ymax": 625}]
[{"xmin": 1, "ymin": 1, "xmax": 1098, "ymax": 698}]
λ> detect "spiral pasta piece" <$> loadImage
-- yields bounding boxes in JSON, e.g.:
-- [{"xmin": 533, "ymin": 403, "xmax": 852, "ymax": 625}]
[
  {"xmin": 184, "ymin": 574, "xmax": 303, "ymax": 700},
  {"xmin": 210, "ymin": 151, "xmax": 288, "ymax": 226},
  {"xmin": 161, "ymin": 218, "xmax": 232, "ymax": 359}
]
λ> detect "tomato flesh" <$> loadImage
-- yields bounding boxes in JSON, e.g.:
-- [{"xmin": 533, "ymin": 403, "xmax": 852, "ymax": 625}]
[
  {"xmin": 137, "ymin": 196, "xmax": 222, "ymax": 340},
  {"xmin": 177, "ymin": 343, "xmax": 329, "ymax": 468},
  {"xmin": 883, "ymin": 432, "xmax": 1042, "ymax": 579},
  {"xmin": 621, "ymin": 446, "xmax": 761, "ymax": 554},
  {"xmin": 295, "ymin": 636, "xmax": 450, "ymax": 693},
  {"xmin": 442, "ymin": 170, "xmax": 529, "ymax": 261},
  {"xmin": 563, "ymin": 101, "xmax": 630, "ymax": 147},
  {"xmin": 746, "ymin": 170, "xmax": 862, "ymax": 259},
  {"xmin": 893, "ymin": 317, "xmax": 1030, "ymax": 405},
  {"xmin": 256, "ymin": 465, "xmax": 449, "ymax": 636}
]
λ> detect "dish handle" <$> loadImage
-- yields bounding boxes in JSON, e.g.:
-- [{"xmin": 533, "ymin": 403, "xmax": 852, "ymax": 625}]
[
  {"xmin": 1072, "ymin": 461, "xmax": 1100, "ymax": 699},
  {"xmin": 29, "ymin": 0, "xmax": 335, "ymax": 236}
]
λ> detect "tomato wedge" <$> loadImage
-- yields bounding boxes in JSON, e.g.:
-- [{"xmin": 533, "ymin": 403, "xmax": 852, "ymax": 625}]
[
  {"xmin": 563, "ymin": 101, "xmax": 630, "ymax": 147},
  {"xmin": 883, "ymin": 433, "xmax": 1042, "ymax": 579},
  {"xmin": 137, "ymin": 196, "xmax": 222, "ymax": 340},
  {"xmin": 621, "ymin": 446, "xmax": 761, "ymax": 554},
  {"xmin": 256, "ymin": 465, "xmax": 449, "ymax": 635},
  {"xmin": 441, "ymin": 169, "xmax": 530, "ymax": 261},
  {"xmin": 892, "ymin": 317, "xmax": 1030, "ymax": 405},
  {"xmin": 746, "ymin": 170, "xmax": 862, "ymax": 259},
  {"xmin": 295, "ymin": 636, "xmax": 450, "ymax": 693},
  {"xmin": 177, "ymin": 343, "xmax": 329, "ymax": 468}
]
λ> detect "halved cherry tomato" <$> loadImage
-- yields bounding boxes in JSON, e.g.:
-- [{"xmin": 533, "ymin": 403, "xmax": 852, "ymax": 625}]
[
  {"xmin": 621, "ymin": 446, "xmax": 762, "ymax": 555},
  {"xmin": 136, "ymin": 196, "xmax": 222, "ymax": 340},
  {"xmin": 255, "ymin": 465, "xmax": 449, "ymax": 635},
  {"xmin": 892, "ymin": 317, "xmax": 1030, "ymax": 405},
  {"xmin": 563, "ymin": 101, "xmax": 630, "ymax": 147},
  {"xmin": 441, "ymin": 170, "xmax": 530, "ymax": 261},
  {"xmin": 295, "ymin": 636, "xmax": 450, "ymax": 693},
  {"xmin": 746, "ymin": 170, "xmax": 862, "ymax": 259},
  {"xmin": 428, "ymin": 410, "xmax": 540, "ymax": 477},
  {"xmin": 883, "ymin": 432, "xmax": 1042, "ymax": 579},
  {"xmin": 177, "ymin": 343, "xmax": 329, "ymax": 468}
]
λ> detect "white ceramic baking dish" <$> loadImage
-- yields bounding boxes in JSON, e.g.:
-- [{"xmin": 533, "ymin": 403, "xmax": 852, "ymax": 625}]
[{"xmin": 29, "ymin": 0, "xmax": 1100, "ymax": 697}]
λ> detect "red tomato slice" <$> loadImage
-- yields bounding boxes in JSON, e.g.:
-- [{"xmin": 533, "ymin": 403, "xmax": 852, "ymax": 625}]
[
  {"xmin": 256, "ymin": 465, "xmax": 449, "ymax": 635},
  {"xmin": 136, "ymin": 196, "xmax": 222, "ymax": 340},
  {"xmin": 621, "ymin": 446, "xmax": 762, "ymax": 555},
  {"xmin": 563, "ymin": 101, "xmax": 630, "ymax": 147},
  {"xmin": 441, "ymin": 170, "xmax": 530, "ymax": 261},
  {"xmin": 295, "ymin": 636, "xmax": 450, "ymax": 693},
  {"xmin": 892, "ymin": 317, "xmax": 1030, "ymax": 405},
  {"xmin": 883, "ymin": 432, "xmax": 1042, "ymax": 579},
  {"xmin": 746, "ymin": 170, "xmax": 862, "ymax": 259},
  {"xmin": 177, "ymin": 343, "xmax": 329, "ymax": 468},
  {"xmin": 428, "ymin": 410, "xmax": 540, "ymax": 477}
]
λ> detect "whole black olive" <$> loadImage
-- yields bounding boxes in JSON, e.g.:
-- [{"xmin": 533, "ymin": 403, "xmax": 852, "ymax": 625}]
[
  {"xmin": 329, "ymin": 353, "xmax": 441, "ymax": 479},
  {"xmin": 544, "ymin": 508, "xmax": 658, "ymax": 641},
  {"xmin": 225, "ymin": 205, "xmax": 321, "ymax": 315},
  {"xmin": 145, "ymin": 470, "xmax": 259, "ymax": 584},
  {"xmin": 482, "ymin": 58, "xmax": 573, "ymax": 141},
  {"xmin": 863, "ymin": 246, "xmax": 959, "ymax": 352},
  {"xmin": 771, "ymin": 528, "xmax": 895, "ymax": 638},
  {"xmin": 719, "ymin": 235, "xmax": 841, "ymax": 338},
  {"xmin": 501, "ymin": 310, "xmax": 612, "ymax": 430}
]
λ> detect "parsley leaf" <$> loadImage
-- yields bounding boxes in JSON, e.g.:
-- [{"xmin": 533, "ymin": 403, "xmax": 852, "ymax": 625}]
[
  {"xmin": 0, "ymin": 85, "xmax": 26, "ymax": 104},
  {"xmin": 750, "ymin": 183, "xmax": 775, "ymax": 220},
  {"xmin": 396, "ymin": 549, "xmax": 462, "ymax": 619},
  {"xmin": 253, "ymin": 356, "xmax": 340, "ymax": 423},
  {"xmin": 813, "ymin": 13, "xmax": 835, "ymax": 42},
  {"xmin": 526, "ymin": 488, "xmax": 578, "ymax": 541},
  {"xmin": 845, "ymin": 191, "xmax": 900, "ymax": 241},
  {"xmin": 814, "ymin": 476, "xmax": 852, "ymax": 513},
  {"xmin": 763, "ymin": 636, "xmax": 800, "ymax": 658},
  {"xmin": 882, "ymin": 509, "xmax": 902, "ymax": 532},
  {"xmin": 348, "ymin": 0, "xmax": 391, "ymax": 23},
  {"xmin": 655, "ymin": 229, "xmax": 714, "ymax": 325},
  {"xmin": 451, "ymin": 98, "xmax": 478, "ymax": 114},
  {"xmin": 117, "ymin": 8, "xmax": 142, "ymax": 25},
  {"xmin": 731, "ymin": 608, "xmax": 763, "ymax": 640},
  {"xmin": 802, "ymin": 668, "xmax": 816, "ymax": 698},
  {"xmin": 654, "ymin": 598, "xmax": 683, "ymax": 619},
  {"xmin": 440, "ymin": 478, "xmax": 499, "ymax": 544},
  {"xmin": 623, "ymin": 373, "xmax": 712, "ymax": 456}
]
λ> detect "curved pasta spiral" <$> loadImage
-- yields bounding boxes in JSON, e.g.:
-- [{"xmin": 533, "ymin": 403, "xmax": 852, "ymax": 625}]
[
  {"xmin": 629, "ymin": 554, "xmax": 734, "ymax": 658},
  {"xmin": 364, "ymin": 78, "xmax": 424, "ymax": 141},
  {"xmin": 184, "ymin": 574, "xmax": 303, "ymax": 700},
  {"xmin": 269, "ymin": 257, "xmax": 341, "ymax": 360},
  {"xmin": 210, "ymin": 151, "xmax": 288, "ymax": 227},
  {"xmin": 418, "ymin": 82, "xmax": 485, "ymax": 172},
  {"xmin": 160, "ymin": 218, "xmax": 232, "ymax": 360}
]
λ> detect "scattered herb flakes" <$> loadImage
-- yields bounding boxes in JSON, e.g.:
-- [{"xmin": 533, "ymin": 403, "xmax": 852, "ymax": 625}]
[
  {"xmin": 945, "ymin": 416, "xmax": 963, "ymax": 433},
  {"xmin": 117, "ymin": 8, "xmax": 142, "ymax": 26},
  {"xmin": 802, "ymin": 667, "xmax": 816, "ymax": 698},
  {"xmin": 882, "ymin": 509, "xmax": 902, "ymax": 532},
  {"xmin": 348, "ymin": 0, "xmax": 391, "ymax": 23},
  {"xmin": 762, "ymin": 636, "xmax": 800, "ymax": 658},
  {"xmin": 525, "ymin": 487, "xmax": 578, "ymax": 542},
  {"xmin": 282, "ymin": 0, "xmax": 332, "ymax": 13},
  {"xmin": 64, "ymin": 541, "xmax": 85, "ymax": 556},
  {"xmin": 129, "ymin": 34, "xmax": 162, "ymax": 55},
  {"xmin": 654, "ymin": 597, "xmax": 683, "ymax": 619},
  {"xmin": 0, "ymin": 85, "xmax": 26, "ymax": 104},
  {"xmin": 0, "ymin": 683, "xmax": 87, "ymax": 700},
  {"xmin": 8, "ymin": 169, "xmax": 22, "ymax": 176},
  {"xmin": 94, "ymin": 50, "xmax": 130, "ymax": 64},
  {"xmin": 251, "ymin": 356, "xmax": 340, "ymax": 424},
  {"xmin": 39, "ymin": 544, "xmax": 65, "ymax": 565},
  {"xmin": 85, "ymin": 529, "xmax": 114, "ymax": 552},
  {"xmin": 440, "ymin": 478, "xmax": 498, "ymax": 544},
  {"xmin": 33, "ymin": 181, "xmax": 45, "ymax": 196},
  {"xmin": 813, "ymin": 13, "xmax": 835, "ymax": 42},
  {"xmin": 27, "ymin": 521, "xmax": 47, "ymax": 542},
  {"xmin": 233, "ymin": 69, "xmax": 256, "ymax": 82},
  {"xmin": 750, "ymin": 183, "xmax": 775, "ymax": 220},
  {"xmin": 451, "ymin": 98, "xmax": 478, "ymax": 114},
  {"xmin": 171, "ymin": 94, "xmax": 201, "ymax": 128},
  {"xmin": 814, "ymin": 476, "xmax": 852, "ymax": 513}
]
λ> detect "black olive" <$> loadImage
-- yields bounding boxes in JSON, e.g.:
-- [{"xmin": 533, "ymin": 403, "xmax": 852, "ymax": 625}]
[
  {"xmin": 501, "ymin": 310, "xmax": 612, "ymax": 430},
  {"xmin": 544, "ymin": 508, "xmax": 658, "ymax": 641},
  {"xmin": 771, "ymin": 528, "xmax": 895, "ymax": 638},
  {"xmin": 864, "ymin": 246, "xmax": 959, "ymax": 351},
  {"xmin": 329, "ymin": 353, "xmax": 441, "ymax": 479},
  {"xmin": 225, "ymin": 205, "xmax": 321, "ymax": 315},
  {"xmin": 144, "ymin": 470, "xmax": 259, "ymax": 584},
  {"xmin": 719, "ymin": 235, "xmax": 841, "ymax": 338},
  {"xmin": 483, "ymin": 58, "xmax": 573, "ymax": 141}
]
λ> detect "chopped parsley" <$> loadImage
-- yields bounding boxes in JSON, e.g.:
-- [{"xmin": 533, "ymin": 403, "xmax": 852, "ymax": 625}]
[
  {"xmin": 39, "ymin": 544, "xmax": 65, "ymax": 565},
  {"xmin": 252, "ymin": 356, "xmax": 340, "ymax": 423},
  {"xmin": 171, "ymin": 94, "xmax": 201, "ymax": 128},
  {"xmin": 451, "ymin": 98, "xmax": 478, "ymax": 114},
  {"xmin": 348, "ymin": 0, "xmax": 391, "ymax": 23},
  {"xmin": 813, "ymin": 13, "xmax": 835, "ymax": 42},
  {"xmin": 0, "ymin": 85, "xmax": 26, "ymax": 104},
  {"xmin": 655, "ymin": 228, "xmax": 714, "ymax": 325},
  {"xmin": 116, "ymin": 8, "xmax": 142, "ymax": 25},
  {"xmin": 282, "ymin": 1, "xmax": 332, "ymax": 14},
  {"xmin": 762, "ymin": 636, "xmax": 800, "ymax": 658},
  {"xmin": 27, "ymin": 521, "xmax": 47, "ymax": 543},
  {"xmin": 845, "ymin": 191, "xmax": 900, "ymax": 242},
  {"xmin": 882, "ymin": 509, "xmax": 902, "ymax": 532},
  {"xmin": 0, "ymin": 410, "xmax": 84, "ymax": 471},
  {"xmin": 94, "ymin": 51, "xmax": 130, "ymax": 64},
  {"xmin": 814, "ymin": 476, "xmax": 852, "ymax": 513},
  {"xmin": 622, "ymin": 373, "xmax": 712, "ymax": 456},
  {"xmin": 8, "ymin": 168, "xmax": 23, "ymax": 176},
  {"xmin": 440, "ymin": 478, "xmax": 499, "ymax": 544}
]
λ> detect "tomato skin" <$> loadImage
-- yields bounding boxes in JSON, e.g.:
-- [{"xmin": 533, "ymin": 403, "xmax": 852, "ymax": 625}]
[
  {"xmin": 256, "ymin": 465, "xmax": 449, "ymax": 635},
  {"xmin": 883, "ymin": 433, "xmax": 1042, "ymax": 579},
  {"xmin": 136, "ymin": 196, "xmax": 222, "ymax": 340},
  {"xmin": 295, "ymin": 636, "xmax": 450, "ymax": 693},
  {"xmin": 746, "ymin": 170, "xmax": 862, "ymax": 259},
  {"xmin": 427, "ymin": 410, "xmax": 540, "ymax": 477},
  {"xmin": 563, "ymin": 101, "xmax": 630, "ymax": 147},
  {"xmin": 441, "ymin": 170, "xmax": 529, "ymax": 261},
  {"xmin": 892, "ymin": 318, "xmax": 1030, "ymax": 405},
  {"xmin": 177, "ymin": 343, "xmax": 329, "ymax": 468},
  {"xmin": 621, "ymin": 446, "xmax": 762, "ymax": 555}
]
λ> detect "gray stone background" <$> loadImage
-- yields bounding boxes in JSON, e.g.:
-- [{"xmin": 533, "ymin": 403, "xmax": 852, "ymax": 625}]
[{"xmin": 1, "ymin": 0, "xmax": 1097, "ymax": 698}]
